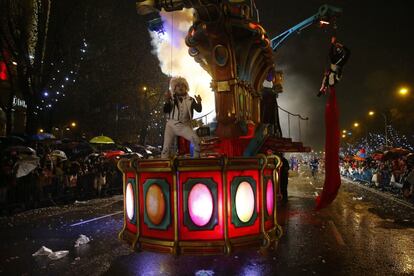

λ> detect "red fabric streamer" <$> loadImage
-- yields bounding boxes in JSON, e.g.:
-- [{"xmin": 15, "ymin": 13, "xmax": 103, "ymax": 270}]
[
  {"xmin": 219, "ymin": 138, "xmax": 249, "ymax": 157},
  {"xmin": 316, "ymin": 86, "xmax": 341, "ymax": 210}
]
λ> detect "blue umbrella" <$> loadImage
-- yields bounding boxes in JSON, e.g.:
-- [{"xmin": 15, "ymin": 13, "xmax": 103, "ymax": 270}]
[{"xmin": 30, "ymin": 133, "xmax": 56, "ymax": 141}]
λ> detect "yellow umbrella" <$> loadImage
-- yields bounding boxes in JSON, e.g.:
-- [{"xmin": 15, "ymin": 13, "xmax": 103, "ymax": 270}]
[{"xmin": 89, "ymin": 135, "xmax": 115, "ymax": 144}]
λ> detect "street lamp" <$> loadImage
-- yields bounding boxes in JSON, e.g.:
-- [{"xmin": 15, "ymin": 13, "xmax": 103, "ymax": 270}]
[
  {"xmin": 57, "ymin": 121, "xmax": 77, "ymax": 138},
  {"xmin": 368, "ymin": 111, "xmax": 375, "ymax": 116},
  {"xmin": 398, "ymin": 87, "xmax": 409, "ymax": 97},
  {"xmin": 143, "ymin": 86, "xmax": 147, "ymax": 91},
  {"xmin": 342, "ymin": 129, "xmax": 347, "ymax": 134},
  {"xmin": 353, "ymin": 122, "xmax": 369, "ymax": 142}
]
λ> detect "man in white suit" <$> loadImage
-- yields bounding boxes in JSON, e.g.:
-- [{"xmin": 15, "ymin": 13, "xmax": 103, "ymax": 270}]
[{"xmin": 161, "ymin": 76, "xmax": 202, "ymax": 158}]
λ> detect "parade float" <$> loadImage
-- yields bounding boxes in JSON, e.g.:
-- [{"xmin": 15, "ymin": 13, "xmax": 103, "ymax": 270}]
[{"xmin": 118, "ymin": 0, "xmax": 343, "ymax": 255}]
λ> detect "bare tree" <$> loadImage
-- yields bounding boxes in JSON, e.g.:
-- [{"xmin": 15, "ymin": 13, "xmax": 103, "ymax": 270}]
[
  {"xmin": 1, "ymin": 0, "xmax": 169, "ymax": 140},
  {"xmin": 68, "ymin": 0, "xmax": 168, "ymax": 142}
]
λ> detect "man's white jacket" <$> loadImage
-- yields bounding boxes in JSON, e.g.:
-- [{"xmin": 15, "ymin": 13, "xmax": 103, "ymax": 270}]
[{"xmin": 163, "ymin": 95, "xmax": 202, "ymax": 123}]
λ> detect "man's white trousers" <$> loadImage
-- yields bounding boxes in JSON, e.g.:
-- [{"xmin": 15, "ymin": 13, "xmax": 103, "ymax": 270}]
[{"xmin": 161, "ymin": 120, "xmax": 200, "ymax": 158}]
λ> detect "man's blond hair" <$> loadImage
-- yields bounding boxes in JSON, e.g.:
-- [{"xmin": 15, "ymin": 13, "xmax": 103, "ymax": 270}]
[{"xmin": 169, "ymin": 76, "xmax": 189, "ymax": 94}]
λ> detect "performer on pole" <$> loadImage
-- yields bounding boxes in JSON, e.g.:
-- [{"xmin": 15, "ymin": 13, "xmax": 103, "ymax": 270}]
[
  {"xmin": 316, "ymin": 37, "xmax": 350, "ymax": 210},
  {"xmin": 318, "ymin": 37, "xmax": 350, "ymax": 97}
]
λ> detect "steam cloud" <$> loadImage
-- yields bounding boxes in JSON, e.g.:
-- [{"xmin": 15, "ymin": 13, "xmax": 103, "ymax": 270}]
[
  {"xmin": 149, "ymin": 9, "xmax": 215, "ymax": 122},
  {"xmin": 278, "ymin": 64, "xmax": 325, "ymax": 150},
  {"xmin": 148, "ymin": 9, "xmax": 324, "ymax": 149}
]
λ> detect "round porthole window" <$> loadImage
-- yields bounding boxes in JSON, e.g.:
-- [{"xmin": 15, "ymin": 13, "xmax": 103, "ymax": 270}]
[
  {"xmin": 145, "ymin": 184, "xmax": 166, "ymax": 225},
  {"xmin": 235, "ymin": 181, "xmax": 255, "ymax": 223},
  {"xmin": 213, "ymin": 45, "xmax": 229, "ymax": 67},
  {"xmin": 188, "ymin": 183, "xmax": 214, "ymax": 227},
  {"xmin": 126, "ymin": 183, "xmax": 134, "ymax": 221}
]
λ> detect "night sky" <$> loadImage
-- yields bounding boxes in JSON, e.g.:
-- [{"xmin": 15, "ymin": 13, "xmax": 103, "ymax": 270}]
[
  {"xmin": 40, "ymin": 0, "xmax": 413, "ymax": 149},
  {"xmin": 256, "ymin": 0, "xmax": 413, "ymax": 150}
]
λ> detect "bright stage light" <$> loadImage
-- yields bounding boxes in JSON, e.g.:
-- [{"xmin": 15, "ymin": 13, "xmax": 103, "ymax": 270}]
[
  {"xmin": 188, "ymin": 183, "xmax": 213, "ymax": 227},
  {"xmin": 235, "ymin": 181, "xmax": 255, "ymax": 223},
  {"xmin": 126, "ymin": 183, "xmax": 134, "ymax": 221}
]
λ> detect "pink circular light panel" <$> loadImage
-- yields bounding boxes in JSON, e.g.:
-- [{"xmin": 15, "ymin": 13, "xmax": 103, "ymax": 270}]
[
  {"xmin": 126, "ymin": 183, "xmax": 134, "ymax": 221},
  {"xmin": 188, "ymin": 183, "xmax": 213, "ymax": 227},
  {"xmin": 266, "ymin": 179, "xmax": 274, "ymax": 216}
]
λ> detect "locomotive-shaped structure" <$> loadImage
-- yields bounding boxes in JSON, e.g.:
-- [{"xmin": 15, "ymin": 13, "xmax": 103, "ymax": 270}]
[{"xmin": 118, "ymin": 0, "xmax": 341, "ymax": 255}]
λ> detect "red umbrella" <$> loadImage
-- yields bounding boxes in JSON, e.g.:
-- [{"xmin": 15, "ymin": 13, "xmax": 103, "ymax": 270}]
[
  {"xmin": 102, "ymin": 150, "xmax": 125, "ymax": 159},
  {"xmin": 371, "ymin": 153, "xmax": 384, "ymax": 160},
  {"xmin": 383, "ymin": 148, "xmax": 410, "ymax": 160}
]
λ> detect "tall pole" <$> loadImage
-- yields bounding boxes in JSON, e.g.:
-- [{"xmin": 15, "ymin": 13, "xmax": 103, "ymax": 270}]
[
  {"xmin": 115, "ymin": 103, "xmax": 119, "ymax": 141},
  {"xmin": 288, "ymin": 114, "xmax": 291, "ymax": 138}
]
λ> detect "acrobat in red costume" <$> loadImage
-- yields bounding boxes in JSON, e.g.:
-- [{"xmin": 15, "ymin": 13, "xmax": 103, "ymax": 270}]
[{"xmin": 316, "ymin": 37, "xmax": 350, "ymax": 210}]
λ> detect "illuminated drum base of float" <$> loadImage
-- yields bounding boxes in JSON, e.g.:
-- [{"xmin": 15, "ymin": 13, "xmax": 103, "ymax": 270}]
[{"xmin": 118, "ymin": 156, "xmax": 282, "ymax": 255}]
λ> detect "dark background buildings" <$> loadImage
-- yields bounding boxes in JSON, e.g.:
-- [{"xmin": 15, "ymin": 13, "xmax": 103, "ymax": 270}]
[{"xmin": 1, "ymin": 0, "xmax": 413, "ymax": 149}]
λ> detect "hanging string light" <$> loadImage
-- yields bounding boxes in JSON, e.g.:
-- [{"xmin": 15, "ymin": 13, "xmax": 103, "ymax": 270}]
[
  {"xmin": 36, "ymin": 38, "xmax": 88, "ymax": 112},
  {"xmin": 340, "ymin": 126, "xmax": 414, "ymax": 158}
]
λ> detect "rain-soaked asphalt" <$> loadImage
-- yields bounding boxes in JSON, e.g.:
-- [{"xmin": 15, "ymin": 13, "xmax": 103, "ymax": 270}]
[{"xmin": 1, "ymin": 168, "xmax": 413, "ymax": 276}]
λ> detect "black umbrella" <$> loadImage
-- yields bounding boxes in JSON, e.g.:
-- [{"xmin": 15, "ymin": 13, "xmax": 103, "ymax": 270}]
[
  {"xmin": 3, "ymin": 146, "xmax": 36, "ymax": 155},
  {"xmin": 0, "ymin": 136, "xmax": 25, "ymax": 146},
  {"xmin": 383, "ymin": 148, "xmax": 410, "ymax": 160},
  {"xmin": 406, "ymin": 153, "xmax": 414, "ymax": 167}
]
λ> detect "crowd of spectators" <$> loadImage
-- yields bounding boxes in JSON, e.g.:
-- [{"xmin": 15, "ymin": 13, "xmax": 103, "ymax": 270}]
[
  {"xmin": 0, "ymin": 139, "xmax": 159, "ymax": 215},
  {"xmin": 340, "ymin": 154, "xmax": 414, "ymax": 203}
]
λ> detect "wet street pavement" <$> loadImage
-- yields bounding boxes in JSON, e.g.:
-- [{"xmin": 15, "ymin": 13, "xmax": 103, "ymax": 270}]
[{"xmin": 1, "ymin": 169, "xmax": 413, "ymax": 276}]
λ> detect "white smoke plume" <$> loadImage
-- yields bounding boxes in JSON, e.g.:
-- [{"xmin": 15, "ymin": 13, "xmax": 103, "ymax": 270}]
[
  {"xmin": 149, "ymin": 9, "xmax": 215, "ymax": 122},
  {"xmin": 277, "ymin": 64, "xmax": 325, "ymax": 150}
]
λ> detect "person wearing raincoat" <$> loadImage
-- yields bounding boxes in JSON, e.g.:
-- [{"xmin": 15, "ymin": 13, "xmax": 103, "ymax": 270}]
[{"xmin": 161, "ymin": 76, "xmax": 202, "ymax": 158}]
